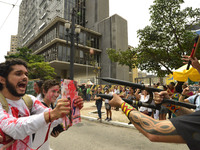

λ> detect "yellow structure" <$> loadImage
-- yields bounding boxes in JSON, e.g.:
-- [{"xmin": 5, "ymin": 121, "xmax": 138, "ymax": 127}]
[{"xmin": 173, "ymin": 63, "xmax": 200, "ymax": 82}]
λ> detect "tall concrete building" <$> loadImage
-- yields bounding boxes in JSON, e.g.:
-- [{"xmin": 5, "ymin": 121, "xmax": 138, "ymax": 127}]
[
  {"xmin": 7, "ymin": 35, "xmax": 18, "ymax": 55},
  {"xmin": 17, "ymin": 0, "xmax": 129, "ymax": 84}
]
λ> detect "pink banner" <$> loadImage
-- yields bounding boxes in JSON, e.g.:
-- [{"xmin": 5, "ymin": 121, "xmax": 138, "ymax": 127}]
[{"xmin": 61, "ymin": 79, "xmax": 81, "ymax": 130}]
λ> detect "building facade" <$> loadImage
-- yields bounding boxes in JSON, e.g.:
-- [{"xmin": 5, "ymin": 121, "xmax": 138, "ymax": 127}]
[
  {"xmin": 17, "ymin": 0, "xmax": 129, "ymax": 84},
  {"xmin": 7, "ymin": 35, "xmax": 18, "ymax": 55}
]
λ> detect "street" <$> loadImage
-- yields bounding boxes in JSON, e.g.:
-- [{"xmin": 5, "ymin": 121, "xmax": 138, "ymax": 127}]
[{"xmin": 50, "ymin": 119, "xmax": 188, "ymax": 150}]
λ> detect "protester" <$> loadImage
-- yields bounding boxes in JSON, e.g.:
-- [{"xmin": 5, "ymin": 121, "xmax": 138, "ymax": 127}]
[
  {"xmin": 0, "ymin": 58, "xmax": 83, "ymax": 149},
  {"xmin": 126, "ymin": 87, "xmax": 138, "ymax": 124},
  {"xmin": 32, "ymin": 79, "xmax": 62, "ymax": 150},
  {"xmin": 179, "ymin": 86, "xmax": 200, "ymax": 111},
  {"xmin": 181, "ymin": 83, "xmax": 194, "ymax": 97},
  {"xmin": 126, "ymin": 87, "xmax": 137, "ymax": 109},
  {"xmin": 33, "ymin": 80, "xmax": 43, "ymax": 101},
  {"xmin": 167, "ymin": 82, "xmax": 175, "ymax": 97},
  {"xmin": 113, "ymin": 85, "xmax": 120, "ymax": 94},
  {"xmin": 104, "ymin": 88, "xmax": 112, "ymax": 121},
  {"xmin": 94, "ymin": 88, "xmax": 103, "ymax": 122},
  {"xmin": 109, "ymin": 56, "xmax": 200, "ymax": 150},
  {"xmin": 135, "ymin": 89, "xmax": 152, "ymax": 116},
  {"xmin": 119, "ymin": 87, "xmax": 126, "ymax": 98}
]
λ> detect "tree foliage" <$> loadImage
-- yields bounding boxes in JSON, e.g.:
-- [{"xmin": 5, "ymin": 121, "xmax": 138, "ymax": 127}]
[
  {"xmin": 107, "ymin": 0, "xmax": 200, "ymax": 77},
  {"xmin": 107, "ymin": 47, "xmax": 138, "ymax": 69},
  {"xmin": 28, "ymin": 62, "xmax": 56, "ymax": 80},
  {"xmin": 5, "ymin": 47, "xmax": 56, "ymax": 80},
  {"xmin": 5, "ymin": 47, "xmax": 44, "ymax": 63}
]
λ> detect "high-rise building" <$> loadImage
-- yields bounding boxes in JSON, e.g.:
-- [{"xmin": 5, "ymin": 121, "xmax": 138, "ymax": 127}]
[
  {"xmin": 7, "ymin": 35, "xmax": 18, "ymax": 55},
  {"xmin": 17, "ymin": 0, "xmax": 129, "ymax": 84}
]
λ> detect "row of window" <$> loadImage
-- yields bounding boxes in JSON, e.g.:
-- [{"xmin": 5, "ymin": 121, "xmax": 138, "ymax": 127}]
[
  {"xmin": 29, "ymin": 21, "xmax": 101, "ymax": 53},
  {"xmin": 40, "ymin": 43, "xmax": 100, "ymax": 66}
]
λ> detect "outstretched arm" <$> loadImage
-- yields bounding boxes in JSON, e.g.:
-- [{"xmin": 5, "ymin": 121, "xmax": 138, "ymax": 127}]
[
  {"xmin": 154, "ymin": 91, "xmax": 194, "ymax": 116},
  {"xmin": 109, "ymin": 94, "xmax": 186, "ymax": 143}
]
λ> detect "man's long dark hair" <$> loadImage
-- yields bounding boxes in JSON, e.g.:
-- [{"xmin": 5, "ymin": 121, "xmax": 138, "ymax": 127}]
[{"xmin": 0, "ymin": 59, "xmax": 28, "ymax": 91}]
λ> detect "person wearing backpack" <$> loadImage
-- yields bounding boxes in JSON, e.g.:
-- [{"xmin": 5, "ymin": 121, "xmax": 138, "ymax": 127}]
[{"xmin": 0, "ymin": 58, "xmax": 83, "ymax": 149}]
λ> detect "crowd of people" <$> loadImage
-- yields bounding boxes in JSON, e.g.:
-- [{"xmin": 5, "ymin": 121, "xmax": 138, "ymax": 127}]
[{"xmin": 82, "ymin": 80, "xmax": 200, "ymax": 123}]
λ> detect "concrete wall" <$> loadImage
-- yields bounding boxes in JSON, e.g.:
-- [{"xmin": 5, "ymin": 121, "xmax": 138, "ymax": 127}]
[
  {"xmin": 97, "ymin": 14, "xmax": 129, "ymax": 83},
  {"xmin": 85, "ymin": 0, "xmax": 109, "ymax": 29}
]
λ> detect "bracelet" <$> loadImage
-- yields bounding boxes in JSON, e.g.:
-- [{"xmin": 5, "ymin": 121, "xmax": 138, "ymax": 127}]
[
  {"xmin": 121, "ymin": 102, "xmax": 135, "ymax": 118},
  {"xmin": 49, "ymin": 109, "xmax": 52, "ymax": 122}
]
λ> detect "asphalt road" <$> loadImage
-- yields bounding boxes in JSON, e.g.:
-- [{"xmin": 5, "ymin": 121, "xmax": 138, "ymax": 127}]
[{"xmin": 49, "ymin": 119, "xmax": 188, "ymax": 150}]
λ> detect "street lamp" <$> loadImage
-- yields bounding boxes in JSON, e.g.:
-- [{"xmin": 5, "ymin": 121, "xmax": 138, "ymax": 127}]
[{"xmin": 65, "ymin": 8, "xmax": 81, "ymax": 80}]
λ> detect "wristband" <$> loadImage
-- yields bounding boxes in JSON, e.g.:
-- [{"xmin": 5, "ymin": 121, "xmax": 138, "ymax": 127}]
[
  {"xmin": 166, "ymin": 104, "xmax": 180, "ymax": 114},
  {"xmin": 121, "ymin": 102, "xmax": 135, "ymax": 118},
  {"xmin": 49, "ymin": 109, "xmax": 52, "ymax": 122},
  {"xmin": 0, "ymin": 128, "xmax": 13, "ymax": 144}
]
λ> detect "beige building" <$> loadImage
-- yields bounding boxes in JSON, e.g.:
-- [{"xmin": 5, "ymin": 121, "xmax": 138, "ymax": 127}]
[{"xmin": 7, "ymin": 35, "xmax": 18, "ymax": 55}]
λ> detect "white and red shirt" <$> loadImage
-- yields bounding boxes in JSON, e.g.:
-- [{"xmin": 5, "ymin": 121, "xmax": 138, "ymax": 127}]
[{"xmin": 0, "ymin": 95, "xmax": 59, "ymax": 150}]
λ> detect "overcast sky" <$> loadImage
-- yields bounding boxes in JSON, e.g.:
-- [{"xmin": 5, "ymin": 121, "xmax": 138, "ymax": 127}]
[{"xmin": 0, "ymin": 0, "xmax": 199, "ymax": 63}]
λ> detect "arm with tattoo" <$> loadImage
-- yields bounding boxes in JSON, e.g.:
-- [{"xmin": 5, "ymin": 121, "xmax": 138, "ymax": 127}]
[
  {"xmin": 126, "ymin": 103, "xmax": 185, "ymax": 143},
  {"xmin": 110, "ymin": 94, "xmax": 186, "ymax": 143}
]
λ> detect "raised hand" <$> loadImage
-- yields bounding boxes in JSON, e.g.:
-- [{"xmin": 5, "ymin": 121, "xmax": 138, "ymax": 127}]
[
  {"xmin": 50, "ymin": 98, "xmax": 71, "ymax": 121},
  {"xmin": 74, "ymin": 96, "xmax": 84, "ymax": 109}
]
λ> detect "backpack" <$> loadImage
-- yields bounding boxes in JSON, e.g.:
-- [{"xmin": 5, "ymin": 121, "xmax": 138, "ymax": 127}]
[
  {"xmin": 0, "ymin": 93, "xmax": 33, "ymax": 113},
  {"xmin": 0, "ymin": 93, "xmax": 33, "ymax": 145},
  {"xmin": 194, "ymin": 94, "xmax": 199, "ymax": 105}
]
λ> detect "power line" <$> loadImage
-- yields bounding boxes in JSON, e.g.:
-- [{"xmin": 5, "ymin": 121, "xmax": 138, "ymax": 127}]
[
  {"xmin": 0, "ymin": 0, "xmax": 20, "ymax": 31},
  {"xmin": 0, "ymin": 0, "xmax": 19, "ymax": 6}
]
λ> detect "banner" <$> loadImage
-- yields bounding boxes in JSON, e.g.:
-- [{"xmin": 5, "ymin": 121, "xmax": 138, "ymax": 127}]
[{"xmin": 61, "ymin": 79, "xmax": 81, "ymax": 129}]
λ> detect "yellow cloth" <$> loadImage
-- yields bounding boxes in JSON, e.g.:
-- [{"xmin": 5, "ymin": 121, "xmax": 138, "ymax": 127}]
[{"xmin": 173, "ymin": 63, "xmax": 200, "ymax": 82}]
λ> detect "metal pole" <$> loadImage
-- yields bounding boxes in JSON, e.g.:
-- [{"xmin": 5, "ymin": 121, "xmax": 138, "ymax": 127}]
[{"xmin": 70, "ymin": 8, "xmax": 76, "ymax": 80}]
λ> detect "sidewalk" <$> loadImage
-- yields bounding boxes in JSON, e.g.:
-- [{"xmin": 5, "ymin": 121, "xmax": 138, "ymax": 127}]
[{"xmin": 80, "ymin": 100, "xmax": 135, "ymax": 128}]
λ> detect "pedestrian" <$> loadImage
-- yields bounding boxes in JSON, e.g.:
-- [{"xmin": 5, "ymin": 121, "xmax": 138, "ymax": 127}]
[
  {"xmin": 0, "ymin": 58, "xmax": 83, "ymax": 149},
  {"xmin": 33, "ymin": 80, "xmax": 43, "ymax": 101},
  {"xmin": 104, "ymin": 88, "xmax": 112, "ymax": 121},
  {"xmin": 94, "ymin": 88, "xmax": 103, "ymax": 122},
  {"xmin": 86, "ymin": 85, "xmax": 91, "ymax": 101}
]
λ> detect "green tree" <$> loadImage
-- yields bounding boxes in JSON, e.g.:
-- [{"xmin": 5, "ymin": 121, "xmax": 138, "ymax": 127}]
[
  {"xmin": 5, "ymin": 47, "xmax": 56, "ymax": 80},
  {"xmin": 137, "ymin": 0, "xmax": 200, "ymax": 76},
  {"xmin": 28, "ymin": 62, "xmax": 56, "ymax": 80},
  {"xmin": 107, "ymin": 0, "xmax": 200, "ymax": 77},
  {"xmin": 107, "ymin": 47, "xmax": 138, "ymax": 69},
  {"xmin": 5, "ymin": 47, "xmax": 44, "ymax": 63}
]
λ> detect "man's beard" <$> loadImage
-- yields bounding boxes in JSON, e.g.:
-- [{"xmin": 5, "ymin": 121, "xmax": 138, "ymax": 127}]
[{"xmin": 6, "ymin": 78, "xmax": 26, "ymax": 97}]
